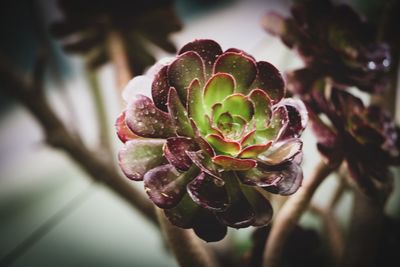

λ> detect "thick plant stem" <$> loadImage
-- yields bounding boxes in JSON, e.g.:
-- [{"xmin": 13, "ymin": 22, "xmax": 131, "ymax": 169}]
[
  {"xmin": 107, "ymin": 29, "xmax": 132, "ymax": 91},
  {"xmin": 342, "ymin": 190, "xmax": 384, "ymax": 267},
  {"xmin": 0, "ymin": 58, "xmax": 158, "ymax": 226},
  {"xmin": 156, "ymin": 209, "xmax": 219, "ymax": 267},
  {"xmin": 263, "ymin": 160, "xmax": 334, "ymax": 267}
]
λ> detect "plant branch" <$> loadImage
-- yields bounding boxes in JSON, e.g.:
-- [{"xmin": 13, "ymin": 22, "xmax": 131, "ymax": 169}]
[
  {"xmin": 0, "ymin": 56, "xmax": 157, "ymax": 226},
  {"xmin": 107, "ymin": 29, "xmax": 132, "ymax": 91},
  {"xmin": 263, "ymin": 160, "xmax": 334, "ymax": 267},
  {"xmin": 87, "ymin": 69, "xmax": 113, "ymax": 154},
  {"xmin": 156, "ymin": 208, "xmax": 219, "ymax": 267}
]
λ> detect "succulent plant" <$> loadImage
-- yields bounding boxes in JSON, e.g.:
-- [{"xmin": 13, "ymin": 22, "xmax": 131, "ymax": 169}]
[
  {"xmin": 117, "ymin": 39, "xmax": 308, "ymax": 241},
  {"xmin": 308, "ymin": 85, "xmax": 399, "ymax": 196},
  {"xmin": 51, "ymin": 0, "xmax": 182, "ymax": 74},
  {"xmin": 262, "ymin": 0, "xmax": 391, "ymax": 94}
]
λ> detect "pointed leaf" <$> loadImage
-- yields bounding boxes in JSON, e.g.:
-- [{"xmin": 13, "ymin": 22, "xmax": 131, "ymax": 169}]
[
  {"xmin": 144, "ymin": 165, "xmax": 199, "ymax": 209},
  {"xmin": 212, "ymin": 155, "xmax": 256, "ymax": 171},
  {"xmin": 168, "ymin": 87, "xmax": 194, "ymax": 137},
  {"xmin": 168, "ymin": 51, "xmax": 205, "ymax": 102},
  {"xmin": 119, "ymin": 139, "xmax": 165, "ymax": 181},
  {"xmin": 214, "ymin": 52, "xmax": 257, "ymax": 93},
  {"xmin": 204, "ymin": 73, "xmax": 235, "ymax": 113},
  {"xmin": 164, "ymin": 137, "xmax": 199, "ymax": 171},
  {"xmin": 250, "ymin": 61, "xmax": 285, "ymax": 102},
  {"xmin": 179, "ymin": 39, "xmax": 223, "ymax": 78},
  {"xmin": 125, "ymin": 95, "xmax": 175, "ymax": 138},
  {"xmin": 206, "ymin": 134, "xmax": 241, "ymax": 155},
  {"xmin": 187, "ymin": 172, "xmax": 230, "ymax": 211},
  {"xmin": 249, "ymin": 89, "xmax": 272, "ymax": 129}
]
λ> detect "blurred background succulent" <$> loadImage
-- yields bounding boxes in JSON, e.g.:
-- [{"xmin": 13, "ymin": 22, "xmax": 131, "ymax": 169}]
[
  {"xmin": 117, "ymin": 39, "xmax": 308, "ymax": 241},
  {"xmin": 51, "ymin": 0, "xmax": 182, "ymax": 75}
]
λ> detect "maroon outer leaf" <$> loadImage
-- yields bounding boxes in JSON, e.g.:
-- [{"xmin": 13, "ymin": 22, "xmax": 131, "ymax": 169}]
[
  {"xmin": 115, "ymin": 111, "xmax": 137, "ymax": 143},
  {"xmin": 151, "ymin": 65, "xmax": 170, "ymax": 111},
  {"xmin": 164, "ymin": 137, "xmax": 199, "ymax": 171},
  {"xmin": 258, "ymin": 138, "xmax": 303, "ymax": 165},
  {"xmin": 278, "ymin": 98, "xmax": 308, "ymax": 140},
  {"xmin": 192, "ymin": 209, "xmax": 227, "ymax": 242},
  {"xmin": 118, "ymin": 139, "xmax": 166, "ymax": 181},
  {"xmin": 213, "ymin": 52, "xmax": 257, "ymax": 93},
  {"xmin": 167, "ymin": 87, "xmax": 194, "ymax": 137},
  {"xmin": 263, "ymin": 163, "xmax": 303, "ymax": 195},
  {"xmin": 250, "ymin": 61, "xmax": 285, "ymax": 102},
  {"xmin": 168, "ymin": 51, "xmax": 205, "ymax": 102},
  {"xmin": 186, "ymin": 150, "xmax": 222, "ymax": 180},
  {"xmin": 187, "ymin": 172, "xmax": 230, "ymax": 211},
  {"xmin": 143, "ymin": 165, "xmax": 198, "ymax": 209},
  {"xmin": 179, "ymin": 39, "xmax": 223, "ymax": 78},
  {"xmin": 164, "ymin": 193, "xmax": 199, "ymax": 229},
  {"xmin": 241, "ymin": 186, "xmax": 273, "ymax": 227},
  {"xmin": 125, "ymin": 95, "xmax": 175, "ymax": 138},
  {"xmin": 212, "ymin": 155, "xmax": 257, "ymax": 171},
  {"xmin": 216, "ymin": 174, "xmax": 255, "ymax": 228}
]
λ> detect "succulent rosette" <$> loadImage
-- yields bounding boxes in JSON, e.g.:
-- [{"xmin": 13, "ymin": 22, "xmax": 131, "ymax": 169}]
[
  {"xmin": 309, "ymin": 86, "xmax": 400, "ymax": 195},
  {"xmin": 116, "ymin": 39, "xmax": 308, "ymax": 241},
  {"xmin": 262, "ymin": 0, "xmax": 391, "ymax": 94}
]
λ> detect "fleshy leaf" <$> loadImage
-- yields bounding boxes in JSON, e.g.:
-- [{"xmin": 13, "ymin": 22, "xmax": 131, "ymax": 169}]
[
  {"xmin": 125, "ymin": 95, "xmax": 175, "ymax": 138},
  {"xmin": 164, "ymin": 193, "xmax": 199, "ymax": 228},
  {"xmin": 216, "ymin": 174, "xmax": 255, "ymax": 228},
  {"xmin": 168, "ymin": 87, "xmax": 194, "ymax": 137},
  {"xmin": 187, "ymin": 172, "xmax": 230, "ymax": 211},
  {"xmin": 258, "ymin": 139, "xmax": 302, "ymax": 165},
  {"xmin": 239, "ymin": 162, "xmax": 302, "ymax": 194},
  {"xmin": 168, "ymin": 51, "xmax": 205, "ymax": 102},
  {"xmin": 187, "ymin": 79, "xmax": 207, "ymax": 132},
  {"xmin": 179, "ymin": 39, "xmax": 223, "ymax": 79},
  {"xmin": 164, "ymin": 137, "xmax": 199, "ymax": 171},
  {"xmin": 263, "ymin": 163, "xmax": 303, "ymax": 195},
  {"xmin": 118, "ymin": 139, "xmax": 165, "ymax": 181},
  {"xmin": 116, "ymin": 111, "xmax": 137, "ymax": 143},
  {"xmin": 279, "ymin": 98, "xmax": 308, "ymax": 139},
  {"xmin": 241, "ymin": 186, "xmax": 273, "ymax": 227},
  {"xmin": 255, "ymin": 106, "xmax": 288, "ymax": 143},
  {"xmin": 151, "ymin": 65, "xmax": 170, "ymax": 111},
  {"xmin": 192, "ymin": 210, "xmax": 227, "ymax": 242},
  {"xmin": 214, "ymin": 52, "xmax": 257, "ymax": 93},
  {"xmin": 238, "ymin": 142, "xmax": 273, "ymax": 158},
  {"xmin": 212, "ymin": 155, "xmax": 256, "ymax": 171},
  {"xmin": 143, "ymin": 165, "xmax": 198, "ymax": 209},
  {"xmin": 249, "ymin": 89, "xmax": 272, "ymax": 129},
  {"xmin": 203, "ymin": 73, "xmax": 235, "ymax": 113},
  {"xmin": 206, "ymin": 134, "xmax": 241, "ymax": 155},
  {"xmin": 220, "ymin": 94, "xmax": 254, "ymax": 121},
  {"xmin": 186, "ymin": 150, "xmax": 222, "ymax": 180},
  {"xmin": 250, "ymin": 61, "xmax": 285, "ymax": 102}
]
